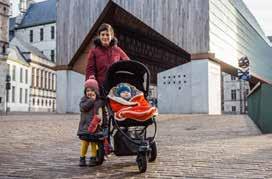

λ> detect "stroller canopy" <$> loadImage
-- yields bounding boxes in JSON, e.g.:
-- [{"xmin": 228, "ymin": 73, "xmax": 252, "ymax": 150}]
[{"xmin": 103, "ymin": 60, "xmax": 150, "ymax": 97}]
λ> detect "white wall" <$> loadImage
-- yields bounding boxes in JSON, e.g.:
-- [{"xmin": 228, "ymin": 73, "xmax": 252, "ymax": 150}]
[
  {"xmin": 16, "ymin": 23, "xmax": 56, "ymax": 62},
  {"xmin": 158, "ymin": 60, "xmax": 221, "ymax": 114},
  {"xmin": 56, "ymin": 70, "xmax": 84, "ymax": 113}
]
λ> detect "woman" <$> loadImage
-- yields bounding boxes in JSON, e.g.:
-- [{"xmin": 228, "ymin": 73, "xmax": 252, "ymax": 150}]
[{"xmin": 85, "ymin": 23, "xmax": 129, "ymax": 91}]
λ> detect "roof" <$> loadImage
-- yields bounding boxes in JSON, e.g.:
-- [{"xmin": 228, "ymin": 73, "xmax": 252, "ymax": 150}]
[
  {"xmin": 10, "ymin": 35, "xmax": 49, "ymax": 60},
  {"xmin": 18, "ymin": 0, "xmax": 56, "ymax": 29},
  {"xmin": 7, "ymin": 46, "xmax": 30, "ymax": 66}
]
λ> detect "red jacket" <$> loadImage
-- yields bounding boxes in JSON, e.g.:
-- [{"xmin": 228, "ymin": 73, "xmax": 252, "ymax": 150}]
[{"xmin": 85, "ymin": 37, "xmax": 129, "ymax": 88}]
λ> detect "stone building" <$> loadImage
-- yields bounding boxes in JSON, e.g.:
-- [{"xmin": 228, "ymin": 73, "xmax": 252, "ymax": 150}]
[
  {"xmin": 0, "ymin": 0, "xmax": 10, "ymax": 113},
  {"xmin": 222, "ymin": 72, "xmax": 250, "ymax": 114},
  {"xmin": 56, "ymin": 0, "xmax": 272, "ymax": 114}
]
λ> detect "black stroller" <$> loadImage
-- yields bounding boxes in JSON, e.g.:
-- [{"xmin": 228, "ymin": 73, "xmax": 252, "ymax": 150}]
[{"xmin": 102, "ymin": 60, "xmax": 158, "ymax": 173}]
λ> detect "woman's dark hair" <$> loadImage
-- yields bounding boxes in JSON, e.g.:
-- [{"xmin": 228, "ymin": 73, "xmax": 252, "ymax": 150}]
[{"xmin": 97, "ymin": 23, "xmax": 115, "ymax": 37}]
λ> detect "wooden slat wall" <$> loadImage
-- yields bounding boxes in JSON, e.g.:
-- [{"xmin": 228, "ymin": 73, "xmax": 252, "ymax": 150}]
[
  {"xmin": 209, "ymin": 0, "xmax": 272, "ymax": 83},
  {"xmin": 57, "ymin": 0, "xmax": 209, "ymax": 66}
]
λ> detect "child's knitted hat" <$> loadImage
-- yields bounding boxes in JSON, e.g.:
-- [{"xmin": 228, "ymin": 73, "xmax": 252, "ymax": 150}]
[
  {"xmin": 116, "ymin": 83, "xmax": 131, "ymax": 96},
  {"xmin": 84, "ymin": 75, "xmax": 99, "ymax": 93}
]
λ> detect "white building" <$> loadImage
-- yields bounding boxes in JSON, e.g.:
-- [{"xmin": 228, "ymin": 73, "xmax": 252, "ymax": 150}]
[
  {"xmin": 9, "ymin": 0, "xmax": 56, "ymax": 62},
  {"xmin": 6, "ymin": 45, "xmax": 31, "ymax": 111},
  {"xmin": 8, "ymin": 35, "xmax": 56, "ymax": 112},
  {"xmin": 222, "ymin": 72, "xmax": 250, "ymax": 114}
]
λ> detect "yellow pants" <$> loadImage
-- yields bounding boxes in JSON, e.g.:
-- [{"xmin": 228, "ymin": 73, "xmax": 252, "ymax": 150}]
[{"xmin": 80, "ymin": 140, "xmax": 98, "ymax": 157}]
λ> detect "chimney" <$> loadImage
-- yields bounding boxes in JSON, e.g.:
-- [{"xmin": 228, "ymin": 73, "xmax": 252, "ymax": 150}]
[{"xmin": 19, "ymin": 0, "xmax": 35, "ymax": 14}]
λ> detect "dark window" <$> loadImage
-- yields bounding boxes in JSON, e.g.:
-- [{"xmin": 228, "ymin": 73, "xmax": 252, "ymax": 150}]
[
  {"xmin": 231, "ymin": 90, "xmax": 236, "ymax": 100},
  {"xmin": 231, "ymin": 76, "xmax": 236, "ymax": 80},
  {"xmin": 12, "ymin": 65, "xmax": 16, "ymax": 81},
  {"xmin": 12, "ymin": 86, "xmax": 15, "ymax": 102},
  {"xmin": 19, "ymin": 88, "xmax": 22, "ymax": 103},
  {"xmin": 48, "ymin": 72, "xmax": 51, "ymax": 90},
  {"xmin": 25, "ymin": 89, "xmax": 28, "ymax": 104},
  {"xmin": 2, "ymin": 45, "xmax": 6, "ymax": 54},
  {"xmin": 42, "ymin": 99, "xmax": 44, "ymax": 106},
  {"xmin": 51, "ymin": 26, "xmax": 55, "ymax": 39},
  {"xmin": 40, "ymin": 28, "xmax": 44, "ymax": 41},
  {"xmin": 46, "ymin": 100, "xmax": 48, "ymax": 106},
  {"xmin": 232, "ymin": 106, "xmax": 236, "ymax": 112},
  {"xmin": 41, "ymin": 70, "xmax": 44, "ymax": 89},
  {"xmin": 52, "ymin": 74, "xmax": 55, "ymax": 90},
  {"xmin": 33, "ymin": 98, "xmax": 35, "ymax": 105},
  {"xmin": 49, "ymin": 100, "xmax": 51, "ymax": 106},
  {"xmin": 32, "ymin": 68, "xmax": 35, "ymax": 87},
  {"xmin": 45, "ymin": 71, "xmax": 48, "ymax": 89},
  {"xmin": 37, "ymin": 99, "xmax": 40, "ymax": 106},
  {"xmin": 20, "ymin": 68, "xmax": 23, "ymax": 83},
  {"xmin": 25, "ymin": 69, "xmax": 28, "ymax": 84},
  {"xmin": 30, "ymin": 30, "xmax": 33, "ymax": 43},
  {"xmin": 50, "ymin": 50, "xmax": 55, "ymax": 62},
  {"xmin": 36, "ymin": 69, "xmax": 39, "ymax": 87},
  {"xmin": 6, "ymin": 90, "xmax": 9, "ymax": 102}
]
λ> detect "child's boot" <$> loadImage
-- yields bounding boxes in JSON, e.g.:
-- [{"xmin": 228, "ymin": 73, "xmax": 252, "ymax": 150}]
[
  {"xmin": 79, "ymin": 156, "xmax": 87, "ymax": 167},
  {"xmin": 89, "ymin": 157, "xmax": 97, "ymax": 166}
]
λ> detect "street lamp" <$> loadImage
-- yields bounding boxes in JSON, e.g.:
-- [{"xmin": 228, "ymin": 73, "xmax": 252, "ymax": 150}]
[{"xmin": 5, "ymin": 74, "xmax": 11, "ymax": 115}]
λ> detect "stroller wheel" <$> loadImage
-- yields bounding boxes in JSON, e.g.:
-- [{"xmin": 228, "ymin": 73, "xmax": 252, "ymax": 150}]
[
  {"xmin": 147, "ymin": 138, "xmax": 157, "ymax": 162},
  {"xmin": 136, "ymin": 153, "xmax": 147, "ymax": 173},
  {"xmin": 96, "ymin": 141, "xmax": 104, "ymax": 165}
]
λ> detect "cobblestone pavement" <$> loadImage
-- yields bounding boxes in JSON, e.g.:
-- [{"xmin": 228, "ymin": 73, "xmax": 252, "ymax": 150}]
[{"xmin": 1, "ymin": 113, "xmax": 272, "ymax": 179}]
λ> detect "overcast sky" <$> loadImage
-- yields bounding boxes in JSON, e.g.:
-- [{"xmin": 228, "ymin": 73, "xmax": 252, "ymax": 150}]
[{"xmin": 10, "ymin": 0, "xmax": 272, "ymax": 36}]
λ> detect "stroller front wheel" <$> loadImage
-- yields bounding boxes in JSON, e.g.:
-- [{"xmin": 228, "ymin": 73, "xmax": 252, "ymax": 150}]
[
  {"xmin": 147, "ymin": 138, "xmax": 157, "ymax": 162},
  {"xmin": 136, "ymin": 152, "xmax": 147, "ymax": 173},
  {"xmin": 96, "ymin": 141, "xmax": 105, "ymax": 165}
]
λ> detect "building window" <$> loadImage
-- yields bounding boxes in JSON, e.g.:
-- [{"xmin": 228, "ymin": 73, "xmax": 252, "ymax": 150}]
[
  {"xmin": 42, "ymin": 99, "xmax": 44, "ymax": 106},
  {"xmin": 8, "ymin": 64, "xmax": 10, "ymax": 75},
  {"xmin": 37, "ymin": 99, "xmax": 40, "ymax": 106},
  {"xmin": 12, "ymin": 86, "xmax": 15, "ymax": 103},
  {"xmin": 2, "ymin": 45, "xmax": 6, "ymax": 54},
  {"xmin": 33, "ymin": 98, "xmax": 35, "ymax": 105},
  {"xmin": 32, "ymin": 68, "xmax": 35, "ymax": 87},
  {"xmin": 51, "ymin": 26, "xmax": 55, "ymax": 39},
  {"xmin": 52, "ymin": 74, "xmax": 55, "ymax": 91},
  {"xmin": 25, "ymin": 89, "xmax": 28, "ymax": 104},
  {"xmin": 49, "ymin": 100, "xmax": 51, "ymax": 106},
  {"xmin": 41, "ymin": 70, "xmax": 44, "ymax": 89},
  {"xmin": 25, "ymin": 69, "xmax": 28, "ymax": 84},
  {"xmin": 12, "ymin": 65, "xmax": 16, "ymax": 81},
  {"xmin": 36, "ymin": 69, "xmax": 40, "ymax": 87},
  {"xmin": 48, "ymin": 72, "xmax": 51, "ymax": 90},
  {"xmin": 6, "ymin": 90, "xmax": 9, "ymax": 103},
  {"xmin": 46, "ymin": 100, "xmax": 48, "ymax": 106},
  {"xmin": 231, "ymin": 76, "xmax": 236, "ymax": 80},
  {"xmin": 231, "ymin": 90, "xmax": 236, "ymax": 100},
  {"xmin": 30, "ymin": 30, "xmax": 33, "ymax": 43},
  {"xmin": 19, "ymin": 88, "xmax": 23, "ymax": 103},
  {"xmin": 20, "ymin": 68, "xmax": 23, "ymax": 83},
  {"xmin": 232, "ymin": 106, "xmax": 236, "ymax": 112},
  {"xmin": 50, "ymin": 50, "xmax": 55, "ymax": 62},
  {"xmin": 40, "ymin": 28, "xmax": 44, "ymax": 41},
  {"xmin": 45, "ymin": 71, "xmax": 48, "ymax": 89}
]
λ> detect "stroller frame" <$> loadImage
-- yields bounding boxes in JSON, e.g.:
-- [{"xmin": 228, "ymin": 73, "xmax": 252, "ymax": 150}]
[{"xmin": 103, "ymin": 60, "xmax": 158, "ymax": 173}]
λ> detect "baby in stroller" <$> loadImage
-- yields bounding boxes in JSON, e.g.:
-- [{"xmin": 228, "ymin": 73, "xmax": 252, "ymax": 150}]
[{"xmin": 107, "ymin": 83, "xmax": 157, "ymax": 121}]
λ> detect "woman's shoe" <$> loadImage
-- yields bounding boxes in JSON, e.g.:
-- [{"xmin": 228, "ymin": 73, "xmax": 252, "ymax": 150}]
[{"xmin": 79, "ymin": 157, "xmax": 87, "ymax": 167}]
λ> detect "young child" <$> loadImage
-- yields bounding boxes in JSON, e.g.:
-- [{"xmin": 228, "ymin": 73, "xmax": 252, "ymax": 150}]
[
  {"xmin": 77, "ymin": 75, "xmax": 102, "ymax": 167},
  {"xmin": 116, "ymin": 83, "xmax": 132, "ymax": 101}
]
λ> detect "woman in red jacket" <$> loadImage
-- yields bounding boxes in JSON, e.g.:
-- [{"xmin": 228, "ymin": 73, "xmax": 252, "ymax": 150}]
[
  {"xmin": 85, "ymin": 23, "xmax": 129, "ymax": 154},
  {"xmin": 85, "ymin": 23, "xmax": 129, "ymax": 90}
]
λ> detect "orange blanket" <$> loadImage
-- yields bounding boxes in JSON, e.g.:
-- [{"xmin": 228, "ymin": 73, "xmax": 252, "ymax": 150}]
[{"xmin": 108, "ymin": 91, "xmax": 157, "ymax": 121}]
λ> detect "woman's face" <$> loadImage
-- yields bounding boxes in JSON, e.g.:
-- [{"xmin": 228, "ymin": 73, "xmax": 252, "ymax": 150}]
[{"xmin": 99, "ymin": 30, "xmax": 112, "ymax": 47}]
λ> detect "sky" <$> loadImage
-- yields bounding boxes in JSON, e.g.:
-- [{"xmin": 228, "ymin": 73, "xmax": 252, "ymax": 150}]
[{"xmin": 10, "ymin": 0, "xmax": 272, "ymax": 36}]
